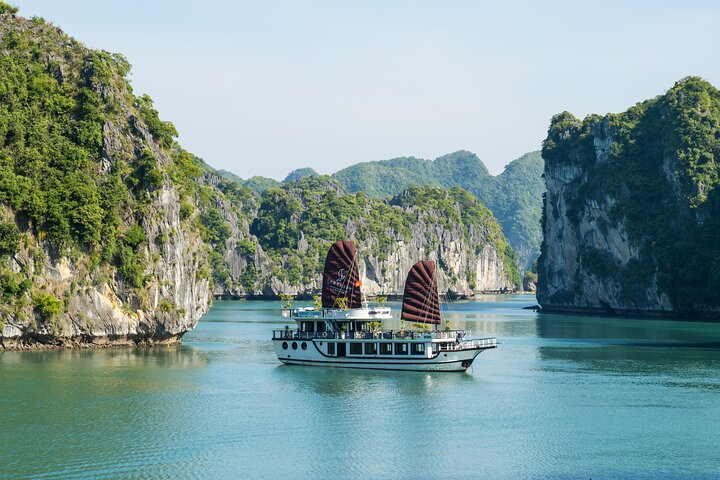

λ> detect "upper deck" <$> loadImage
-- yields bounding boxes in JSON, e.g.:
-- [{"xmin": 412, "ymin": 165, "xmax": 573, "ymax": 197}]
[{"xmin": 281, "ymin": 306, "xmax": 392, "ymax": 320}]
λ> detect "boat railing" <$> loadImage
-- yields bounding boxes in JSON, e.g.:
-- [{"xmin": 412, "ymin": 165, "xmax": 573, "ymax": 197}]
[
  {"xmin": 281, "ymin": 308, "xmax": 323, "ymax": 319},
  {"xmin": 439, "ymin": 337, "xmax": 497, "ymax": 351},
  {"xmin": 281, "ymin": 307, "xmax": 392, "ymax": 319},
  {"xmin": 273, "ymin": 330, "xmax": 339, "ymax": 340},
  {"xmin": 431, "ymin": 330, "xmax": 466, "ymax": 340},
  {"xmin": 272, "ymin": 329, "xmax": 493, "ymax": 346},
  {"xmin": 272, "ymin": 330, "xmax": 377, "ymax": 340}
]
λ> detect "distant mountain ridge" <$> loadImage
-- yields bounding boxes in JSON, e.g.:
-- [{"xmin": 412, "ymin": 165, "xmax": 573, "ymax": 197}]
[
  {"xmin": 221, "ymin": 150, "xmax": 544, "ymax": 269},
  {"xmin": 333, "ymin": 150, "xmax": 490, "ymax": 197},
  {"xmin": 216, "ymin": 169, "xmax": 280, "ymax": 193}
]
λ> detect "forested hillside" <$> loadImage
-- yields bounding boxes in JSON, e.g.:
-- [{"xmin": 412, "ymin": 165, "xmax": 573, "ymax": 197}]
[
  {"xmin": 222, "ymin": 150, "xmax": 545, "ymax": 270},
  {"xmin": 538, "ymin": 77, "xmax": 720, "ymax": 317},
  {"xmin": 0, "ymin": 3, "xmax": 212, "ymax": 347},
  {"xmin": 203, "ymin": 175, "xmax": 521, "ymax": 297},
  {"xmin": 331, "ymin": 150, "xmax": 543, "ymax": 269}
]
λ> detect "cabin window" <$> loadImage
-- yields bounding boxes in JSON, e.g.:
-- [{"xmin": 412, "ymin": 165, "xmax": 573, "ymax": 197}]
[
  {"xmin": 349, "ymin": 343, "xmax": 362, "ymax": 355},
  {"xmin": 317, "ymin": 322, "xmax": 326, "ymax": 332},
  {"xmin": 411, "ymin": 343, "xmax": 425, "ymax": 355},
  {"xmin": 432, "ymin": 343, "xmax": 440, "ymax": 353},
  {"xmin": 364, "ymin": 343, "xmax": 377, "ymax": 355},
  {"xmin": 394, "ymin": 343, "xmax": 408, "ymax": 355},
  {"xmin": 328, "ymin": 342, "xmax": 336, "ymax": 355},
  {"xmin": 379, "ymin": 343, "xmax": 392, "ymax": 355}
]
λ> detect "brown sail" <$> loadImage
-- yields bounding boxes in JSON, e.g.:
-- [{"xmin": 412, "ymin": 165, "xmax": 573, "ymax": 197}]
[
  {"xmin": 321, "ymin": 240, "xmax": 363, "ymax": 309},
  {"xmin": 401, "ymin": 261, "xmax": 441, "ymax": 324}
]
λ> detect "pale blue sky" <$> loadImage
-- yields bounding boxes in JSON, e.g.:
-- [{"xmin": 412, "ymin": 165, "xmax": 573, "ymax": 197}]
[{"xmin": 13, "ymin": 0, "xmax": 720, "ymax": 178}]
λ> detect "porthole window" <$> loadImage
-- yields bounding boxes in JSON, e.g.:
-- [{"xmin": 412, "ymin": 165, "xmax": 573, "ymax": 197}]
[
  {"xmin": 292, "ymin": 342, "xmax": 298, "ymax": 350},
  {"xmin": 301, "ymin": 342, "xmax": 307, "ymax": 350},
  {"xmin": 282, "ymin": 342, "xmax": 288, "ymax": 350}
]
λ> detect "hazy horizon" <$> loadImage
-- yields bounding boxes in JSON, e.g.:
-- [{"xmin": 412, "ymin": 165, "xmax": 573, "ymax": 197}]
[{"xmin": 13, "ymin": 0, "xmax": 720, "ymax": 179}]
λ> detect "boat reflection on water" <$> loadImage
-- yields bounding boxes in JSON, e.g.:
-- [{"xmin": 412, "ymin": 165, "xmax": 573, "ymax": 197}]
[{"xmin": 272, "ymin": 362, "xmax": 477, "ymax": 397}]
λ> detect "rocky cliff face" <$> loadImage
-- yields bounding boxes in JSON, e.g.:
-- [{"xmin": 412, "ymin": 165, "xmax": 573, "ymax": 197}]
[
  {"xmin": 538, "ymin": 77, "xmax": 720, "ymax": 317},
  {"xmin": 357, "ymin": 227, "xmax": 511, "ymax": 297},
  {"xmin": 0, "ymin": 7, "xmax": 211, "ymax": 349},
  {"xmin": 1, "ymin": 186, "xmax": 211, "ymax": 350},
  {"xmin": 210, "ymin": 179, "xmax": 518, "ymax": 298},
  {"xmin": 538, "ymin": 135, "xmax": 672, "ymax": 314},
  {"xmin": 216, "ymin": 227, "xmax": 515, "ymax": 299}
]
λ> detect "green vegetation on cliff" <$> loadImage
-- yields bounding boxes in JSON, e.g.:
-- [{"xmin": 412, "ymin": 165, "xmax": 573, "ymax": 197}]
[
  {"xmin": 0, "ymin": 4, "xmax": 211, "ymax": 331},
  {"xmin": 331, "ymin": 150, "xmax": 543, "ymax": 269},
  {"xmin": 476, "ymin": 152, "xmax": 544, "ymax": 271},
  {"xmin": 540, "ymin": 76, "xmax": 720, "ymax": 313},
  {"xmin": 391, "ymin": 185, "xmax": 521, "ymax": 288},
  {"xmin": 220, "ymin": 150, "xmax": 543, "ymax": 272},
  {"xmin": 248, "ymin": 177, "xmax": 521, "ymax": 290},
  {"xmin": 0, "ymin": 13, "xmax": 161, "ymax": 286},
  {"xmin": 0, "ymin": 222, "xmax": 20, "ymax": 258}
]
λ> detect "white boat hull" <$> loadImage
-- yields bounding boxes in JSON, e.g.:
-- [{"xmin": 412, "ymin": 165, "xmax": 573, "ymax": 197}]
[{"xmin": 273, "ymin": 338, "xmax": 493, "ymax": 372}]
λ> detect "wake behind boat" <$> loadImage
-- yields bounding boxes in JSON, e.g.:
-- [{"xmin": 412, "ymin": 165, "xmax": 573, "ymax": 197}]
[{"xmin": 272, "ymin": 240, "xmax": 496, "ymax": 372}]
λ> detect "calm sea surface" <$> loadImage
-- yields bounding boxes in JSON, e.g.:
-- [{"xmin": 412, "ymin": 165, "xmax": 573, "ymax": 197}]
[{"xmin": 1, "ymin": 295, "xmax": 719, "ymax": 479}]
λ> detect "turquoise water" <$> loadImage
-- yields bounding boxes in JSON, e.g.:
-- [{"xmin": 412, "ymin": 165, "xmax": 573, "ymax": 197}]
[{"xmin": 1, "ymin": 295, "xmax": 720, "ymax": 479}]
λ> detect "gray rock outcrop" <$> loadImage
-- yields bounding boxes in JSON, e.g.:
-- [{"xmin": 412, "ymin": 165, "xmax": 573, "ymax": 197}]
[{"xmin": 538, "ymin": 78, "xmax": 720, "ymax": 317}]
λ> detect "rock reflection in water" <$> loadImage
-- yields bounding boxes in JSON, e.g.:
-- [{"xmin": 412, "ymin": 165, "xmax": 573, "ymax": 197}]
[{"xmin": 534, "ymin": 313, "xmax": 720, "ymax": 390}]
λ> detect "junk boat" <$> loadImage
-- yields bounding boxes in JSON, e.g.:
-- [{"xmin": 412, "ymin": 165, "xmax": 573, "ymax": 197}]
[{"xmin": 272, "ymin": 240, "xmax": 496, "ymax": 372}]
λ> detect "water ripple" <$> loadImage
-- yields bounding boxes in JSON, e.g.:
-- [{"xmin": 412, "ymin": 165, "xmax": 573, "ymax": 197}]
[{"xmin": 2, "ymin": 297, "xmax": 720, "ymax": 479}]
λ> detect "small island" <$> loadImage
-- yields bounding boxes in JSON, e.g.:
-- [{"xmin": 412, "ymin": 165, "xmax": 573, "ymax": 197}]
[{"xmin": 538, "ymin": 77, "xmax": 720, "ymax": 318}]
